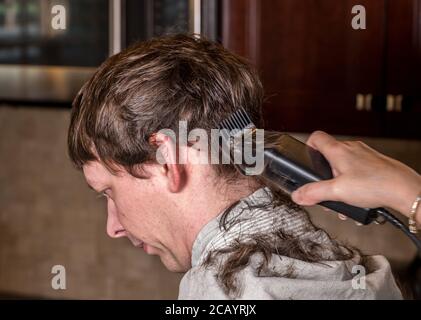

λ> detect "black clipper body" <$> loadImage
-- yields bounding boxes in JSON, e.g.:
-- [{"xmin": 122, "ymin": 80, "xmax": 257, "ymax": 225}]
[
  {"xmin": 261, "ymin": 134, "xmax": 376, "ymax": 225},
  {"xmin": 219, "ymin": 109, "xmax": 378, "ymax": 225}
]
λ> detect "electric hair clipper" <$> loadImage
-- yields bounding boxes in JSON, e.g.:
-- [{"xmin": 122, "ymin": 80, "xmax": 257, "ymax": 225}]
[
  {"xmin": 219, "ymin": 110, "xmax": 378, "ymax": 224},
  {"xmin": 219, "ymin": 108, "xmax": 421, "ymax": 252}
]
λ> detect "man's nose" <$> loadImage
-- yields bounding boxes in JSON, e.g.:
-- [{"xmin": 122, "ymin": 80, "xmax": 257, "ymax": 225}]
[{"xmin": 106, "ymin": 200, "xmax": 127, "ymax": 239}]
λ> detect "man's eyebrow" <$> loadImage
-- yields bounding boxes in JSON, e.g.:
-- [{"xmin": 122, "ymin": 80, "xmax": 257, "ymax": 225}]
[{"xmin": 85, "ymin": 182, "xmax": 97, "ymax": 192}]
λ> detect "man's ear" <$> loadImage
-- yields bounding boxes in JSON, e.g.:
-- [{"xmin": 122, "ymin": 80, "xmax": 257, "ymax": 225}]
[{"xmin": 150, "ymin": 132, "xmax": 186, "ymax": 193}]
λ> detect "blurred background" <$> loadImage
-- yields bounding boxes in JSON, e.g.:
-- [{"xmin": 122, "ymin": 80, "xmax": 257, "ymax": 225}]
[{"xmin": 0, "ymin": 0, "xmax": 420, "ymax": 299}]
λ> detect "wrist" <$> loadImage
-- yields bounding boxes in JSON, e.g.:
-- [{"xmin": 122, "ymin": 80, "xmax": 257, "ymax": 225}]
[
  {"xmin": 409, "ymin": 194, "xmax": 421, "ymax": 233},
  {"xmin": 393, "ymin": 175, "xmax": 421, "ymax": 220}
]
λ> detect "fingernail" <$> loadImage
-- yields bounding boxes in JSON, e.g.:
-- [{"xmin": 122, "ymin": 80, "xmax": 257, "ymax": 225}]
[
  {"xmin": 338, "ymin": 214, "xmax": 348, "ymax": 221},
  {"xmin": 291, "ymin": 191, "xmax": 303, "ymax": 204}
]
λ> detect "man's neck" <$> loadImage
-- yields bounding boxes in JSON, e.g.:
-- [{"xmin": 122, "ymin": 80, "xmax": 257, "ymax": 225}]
[{"xmin": 182, "ymin": 176, "xmax": 260, "ymax": 267}]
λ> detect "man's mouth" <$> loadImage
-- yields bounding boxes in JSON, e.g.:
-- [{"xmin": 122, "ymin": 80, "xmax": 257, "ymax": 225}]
[
  {"xmin": 134, "ymin": 241, "xmax": 144, "ymax": 249},
  {"xmin": 127, "ymin": 234, "xmax": 144, "ymax": 249},
  {"xmin": 135, "ymin": 241, "xmax": 151, "ymax": 254},
  {"xmin": 127, "ymin": 234, "xmax": 154, "ymax": 254}
]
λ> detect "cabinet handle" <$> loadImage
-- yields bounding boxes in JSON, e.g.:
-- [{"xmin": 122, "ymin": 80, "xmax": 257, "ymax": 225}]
[
  {"xmin": 386, "ymin": 94, "xmax": 395, "ymax": 112},
  {"xmin": 395, "ymin": 95, "xmax": 403, "ymax": 112},
  {"xmin": 364, "ymin": 94, "xmax": 373, "ymax": 111},
  {"xmin": 356, "ymin": 94, "xmax": 365, "ymax": 111},
  {"xmin": 386, "ymin": 95, "xmax": 403, "ymax": 112}
]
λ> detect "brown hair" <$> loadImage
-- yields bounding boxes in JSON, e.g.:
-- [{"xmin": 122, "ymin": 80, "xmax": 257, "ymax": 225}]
[
  {"xmin": 203, "ymin": 189, "xmax": 356, "ymax": 298},
  {"xmin": 68, "ymin": 34, "xmax": 263, "ymax": 176}
]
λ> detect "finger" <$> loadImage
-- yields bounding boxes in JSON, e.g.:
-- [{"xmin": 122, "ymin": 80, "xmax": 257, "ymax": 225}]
[
  {"xmin": 306, "ymin": 131, "xmax": 341, "ymax": 160},
  {"xmin": 291, "ymin": 179, "xmax": 338, "ymax": 206}
]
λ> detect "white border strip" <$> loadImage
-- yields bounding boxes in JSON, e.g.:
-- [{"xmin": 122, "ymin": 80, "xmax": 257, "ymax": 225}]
[
  {"xmin": 109, "ymin": 0, "xmax": 122, "ymax": 56},
  {"xmin": 190, "ymin": 0, "xmax": 201, "ymax": 35}
]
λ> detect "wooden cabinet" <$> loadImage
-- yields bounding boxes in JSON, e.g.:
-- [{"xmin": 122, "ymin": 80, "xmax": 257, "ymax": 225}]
[{"xmin": 221, "ymin": 0, "xmax": 421, "ymax": 138}]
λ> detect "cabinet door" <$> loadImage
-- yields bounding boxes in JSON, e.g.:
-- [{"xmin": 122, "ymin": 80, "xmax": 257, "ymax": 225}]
[
  {"xmin": 382, "ymin": 0, "xmax": 421, "ymax": 138},
  {"xmin": 222, "ymin": 0, "xmax": 387, "ymax": 136}
]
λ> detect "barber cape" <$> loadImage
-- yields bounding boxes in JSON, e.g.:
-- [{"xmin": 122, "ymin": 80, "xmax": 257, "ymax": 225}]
[{"xmin": 178, "ymin": 187, "xmax": 403, "ymax": 300}]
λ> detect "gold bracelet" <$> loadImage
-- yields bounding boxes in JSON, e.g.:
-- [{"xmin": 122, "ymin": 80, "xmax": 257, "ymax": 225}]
[{"xmin": 409, "ymin": 194, "xmax": 421, "ymax": 234}]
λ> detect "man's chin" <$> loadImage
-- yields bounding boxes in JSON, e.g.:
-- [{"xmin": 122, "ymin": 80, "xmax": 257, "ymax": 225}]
[
  {"xmin": 165, "ymin": 265, "xmax": 188, "ymax": 273},
  {"xmin": 160, "ymin": 256, "xmax": 189, "ymax": 273}
]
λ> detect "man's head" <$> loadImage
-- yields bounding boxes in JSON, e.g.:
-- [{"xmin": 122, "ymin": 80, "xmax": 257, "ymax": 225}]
[{"xmin": 68, "ymin": 34, "xmax": 263, "ymax": 272}]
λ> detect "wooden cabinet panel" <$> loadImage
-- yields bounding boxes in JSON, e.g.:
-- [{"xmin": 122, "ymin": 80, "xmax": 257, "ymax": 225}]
[
  {"xmin": 221, "ymin": 0, "xmax": 421, "ymax": 138},
  {"xmin": 382, "ymin": 0, "xmax": 421, "ymax": 138}
]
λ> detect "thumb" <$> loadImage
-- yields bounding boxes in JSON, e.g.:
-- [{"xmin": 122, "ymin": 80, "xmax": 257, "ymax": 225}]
[{"xmin": 291, "ymin": 180, "xmax": 338, "ymax": 206}]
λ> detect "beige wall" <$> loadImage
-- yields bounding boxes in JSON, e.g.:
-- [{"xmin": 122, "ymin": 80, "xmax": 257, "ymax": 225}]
[
  {"xmin": 0, "ymin": 106, "xmax": 420, "ymax": 299},
  {"xmin": 0, "ymin": 106, "xmax": 182, "ymax": 299}
]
